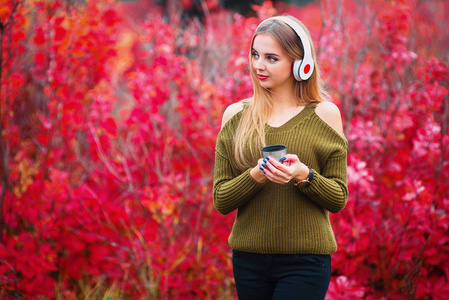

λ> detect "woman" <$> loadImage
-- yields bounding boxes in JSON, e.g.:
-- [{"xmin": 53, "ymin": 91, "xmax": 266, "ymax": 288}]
[{"xmin": 213, "ymin": 15, "xmax": 348, "ymax": 299}]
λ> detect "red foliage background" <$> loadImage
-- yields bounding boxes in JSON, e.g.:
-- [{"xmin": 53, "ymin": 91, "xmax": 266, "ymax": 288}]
[{"xmin": 0, "ymin": 0, "xmax": 448, "ymax": 299}]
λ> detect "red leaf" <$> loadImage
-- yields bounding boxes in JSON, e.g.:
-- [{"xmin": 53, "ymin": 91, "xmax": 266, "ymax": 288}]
[
  {"xmin": 12, "ymin": 29, "xmax": 26, "ymax": 41},
  {"xmin": 54, "ymin": 26, "xmax": 66, "ymax": 41},
  {"xmin": 100, "ymin": 117, "xmax": 118, "ymax": 137},
  {"xmin": 0, "ymin": 5, "xmax": 11, "ymax": 23},
  {"xmin": 33, "ymin": 27, "xmax": 46, "ymax": 45},
  {"xmin": 103, "ymin": 9, "xmax": 120, "ymax": 26},
  {"xmin": 9, "ymin": 72, "xmax": 24, "ymax": 90},
  {"xmin": 35, "ymin": 52, "xmax": 46, "ymax": 66}
]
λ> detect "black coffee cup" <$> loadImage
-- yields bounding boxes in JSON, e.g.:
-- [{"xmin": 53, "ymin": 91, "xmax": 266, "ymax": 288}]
[{"xmin": 261, "ymin": 144, "xmax": 287, "ymax": 160}]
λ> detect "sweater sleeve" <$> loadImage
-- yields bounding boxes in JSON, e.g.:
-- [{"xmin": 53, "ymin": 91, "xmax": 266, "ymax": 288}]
[
  {"xmin": 297, "ymin": 149, "xmax": 348, "ymax": 213},
  {"xmin": 213, "ymin": 133, "xmax": 265, "ymax": 215}
]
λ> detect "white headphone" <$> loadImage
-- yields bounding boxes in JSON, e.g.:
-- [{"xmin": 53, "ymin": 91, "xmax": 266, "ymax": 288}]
[{"xmin": 257, "ymin": 16, "xmax": 315, "ymax": 81}]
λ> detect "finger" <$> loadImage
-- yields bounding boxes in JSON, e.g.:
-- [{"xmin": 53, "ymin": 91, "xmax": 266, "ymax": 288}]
[
  {"xmin": 263, "ymin": 159, "xmax": 278, "ymax": 174},
  {"xmin": 265, "ymin": 172, "xmax": 288, "ymax": 184},
  {"xmin": 280, "ymin": 153, "xmax": 300, "ymax": 164},
  {"xmin": 265, "ymin": 156, "xmax": 288, "ymax": 173},
  {"xmin": 265, "ymin": 163, "xmax": 291, "ymax": 181},
  {"xmin": 264, "ymin": 170, "xmax": 285, "ymax": 184},
  {"xmin": 262, "ymin": 162, "xmax": 291, "ymax": 184},
  {"xmin": 264, "ymin": 156, "xmax": 282, "ymax": 167},
  {"xmin": 256, "ymin": 158, "xmax": 268, "ymax": 175}
]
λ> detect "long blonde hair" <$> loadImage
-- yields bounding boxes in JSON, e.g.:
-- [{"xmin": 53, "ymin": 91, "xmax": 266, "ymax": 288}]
[{"xmin": 233, "ymin": 15, "xmax": 328, "ymax": 170}]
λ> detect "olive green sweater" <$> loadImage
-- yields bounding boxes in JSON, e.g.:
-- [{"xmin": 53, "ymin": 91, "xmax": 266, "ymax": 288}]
[{"xmin": 213, "ymin": 103, "xmax": 348, "ymax": 255}]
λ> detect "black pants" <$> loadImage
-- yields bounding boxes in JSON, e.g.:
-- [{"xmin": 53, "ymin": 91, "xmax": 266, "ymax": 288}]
[{"xmin": 232, "ymin": 250, "xmax": 331, "ymax": 300}]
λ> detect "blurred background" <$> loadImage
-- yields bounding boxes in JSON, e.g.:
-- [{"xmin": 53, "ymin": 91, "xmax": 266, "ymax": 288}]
[{"xmin": 0, "ymin": 0, "xmax": 448, "ymax": 299}]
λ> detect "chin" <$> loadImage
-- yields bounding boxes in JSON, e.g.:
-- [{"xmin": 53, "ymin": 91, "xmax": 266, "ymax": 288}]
[{"xmin": 259, "ymin": 82, "xmax": 273, "ymax": 89}]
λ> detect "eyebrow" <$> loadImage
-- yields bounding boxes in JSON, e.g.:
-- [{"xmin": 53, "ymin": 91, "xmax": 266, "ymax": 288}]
[{"xmin": 251, "ymin": 48, "xmax": 281, "ymax": 57}]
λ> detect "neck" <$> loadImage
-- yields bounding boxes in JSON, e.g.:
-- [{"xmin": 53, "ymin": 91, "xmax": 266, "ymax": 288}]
[{"xmin": 269, "ymin": 88, "xmax": 300, "ymax": 113}]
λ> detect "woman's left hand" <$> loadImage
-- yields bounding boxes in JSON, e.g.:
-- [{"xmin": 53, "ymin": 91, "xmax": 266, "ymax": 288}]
[{"xmin": 261, "ymin": 154, "xmax": 309, "ymax": 184}]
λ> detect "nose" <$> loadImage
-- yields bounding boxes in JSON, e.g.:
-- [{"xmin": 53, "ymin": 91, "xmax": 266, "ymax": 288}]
[{"xmin": 254, "ymin": 58, "xmax": 265, "ymax": 71}]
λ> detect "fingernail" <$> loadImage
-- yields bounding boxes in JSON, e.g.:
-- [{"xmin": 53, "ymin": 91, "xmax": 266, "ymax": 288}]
[
  {"xmin": 280, "ymin": 157, "xmax": 286, "ymax": 161},
  {"xmin": 265, "ymin": 156, "xmax": 270, "ymax": 160},
  {"xmin": 259, "ymin": 167, "xmax": 264, "ymax": 172},
  {"xmin": 262, "ymin": 163, "xmax": 266, "ymax": 168},
  {"xmin": 263, "ymin": 159, "xmax": 267, "ymax": 164}
]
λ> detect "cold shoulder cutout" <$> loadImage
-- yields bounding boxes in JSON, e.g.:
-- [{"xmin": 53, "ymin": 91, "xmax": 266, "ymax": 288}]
[
  {"xmin": 315, "ymin": 101, "xmax": 345, "ymax": 138},
  {"xmin": 220, "ymin": 100, "xmax": 246, "ymax": 129}
]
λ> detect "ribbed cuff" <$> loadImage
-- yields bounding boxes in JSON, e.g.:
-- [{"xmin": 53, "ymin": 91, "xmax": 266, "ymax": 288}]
[
  {"xmin": 214, "ymin": 168, "xmax": 265, "ymax": 215},
  {"xmin": 296, "ymin": 169, "xmax": 348, "ymax": 213}
]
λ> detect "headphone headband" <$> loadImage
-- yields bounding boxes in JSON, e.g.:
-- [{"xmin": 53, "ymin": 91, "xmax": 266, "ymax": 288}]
[{"xmin": 257, "ymin": 16, "xmax": 314, "ymax": 81}]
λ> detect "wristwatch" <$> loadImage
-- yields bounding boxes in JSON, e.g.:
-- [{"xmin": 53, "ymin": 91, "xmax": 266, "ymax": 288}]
[{"xmin": 294, "ymin": 167, "xmax": 313, "ymax": 186}]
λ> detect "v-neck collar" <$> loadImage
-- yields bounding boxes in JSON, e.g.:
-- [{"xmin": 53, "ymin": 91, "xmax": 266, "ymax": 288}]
[{"xmin": 266, "ymin": 103, "xmax": 316, "ymax": 132}]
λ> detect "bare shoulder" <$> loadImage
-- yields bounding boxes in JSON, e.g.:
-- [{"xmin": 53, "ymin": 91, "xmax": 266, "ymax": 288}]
[
  {"xmin": 220, "ymin": 100, "xmax": 247, "ymax": 129},
  {"xmin": 315, "ymin": 101, "xmax": 345, "ymax": 138}
]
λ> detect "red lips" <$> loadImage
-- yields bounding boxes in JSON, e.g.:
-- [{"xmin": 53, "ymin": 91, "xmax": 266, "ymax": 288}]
[{"xmin": 257, "ymin": 74, "xmax": 269, "ymax": 80}]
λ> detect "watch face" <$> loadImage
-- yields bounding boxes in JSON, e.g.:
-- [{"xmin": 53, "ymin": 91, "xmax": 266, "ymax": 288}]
[{"xmin": 299, "ymin": 181, "xmax": 311, "ymax": 188}]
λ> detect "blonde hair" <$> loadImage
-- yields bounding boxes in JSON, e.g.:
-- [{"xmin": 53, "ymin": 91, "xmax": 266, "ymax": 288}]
[{"xmin": 233, "ymin": 15, "xmax": 328, "ymax": 170}]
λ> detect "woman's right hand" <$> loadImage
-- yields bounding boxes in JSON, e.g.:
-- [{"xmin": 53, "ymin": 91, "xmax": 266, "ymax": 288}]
[{"xmin": 250, "ymin": 158, "xmax": 268, "ymax": 183}]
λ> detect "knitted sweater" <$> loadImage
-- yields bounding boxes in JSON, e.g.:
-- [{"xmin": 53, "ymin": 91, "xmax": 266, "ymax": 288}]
[{"xmin": 213, "ymin": 103, "xmax": 348, "ymax": 255}]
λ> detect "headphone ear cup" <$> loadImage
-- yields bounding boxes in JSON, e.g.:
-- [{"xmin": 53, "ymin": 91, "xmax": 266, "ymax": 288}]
[
  {"xmin": 292, "ymin": 59, "xmax": 303, "ymax": 81},
  {"xmin": 300, "ymin": 57, "xmax": 314, "ymax": 80}
]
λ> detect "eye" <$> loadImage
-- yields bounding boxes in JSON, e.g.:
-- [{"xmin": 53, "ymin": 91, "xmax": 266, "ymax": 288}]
[
  {"xmin": 268, "ymin": 56, "xmax": 278, "ymax": 62},
  {"xmin": 251, "ymin": 51, "xmax": 259, "ymax": 59}
]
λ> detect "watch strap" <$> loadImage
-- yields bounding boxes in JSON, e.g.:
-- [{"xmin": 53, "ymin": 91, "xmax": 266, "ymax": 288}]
[{"xmin": 294, "ymin": 167, "xmax": 313, "ymax": 186}]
